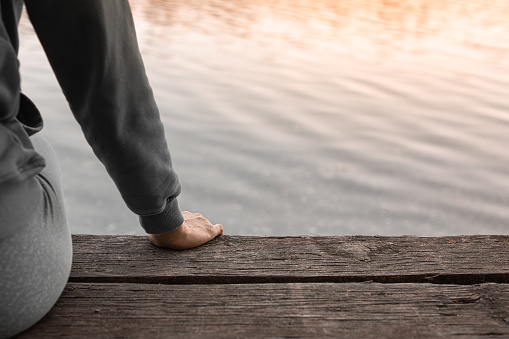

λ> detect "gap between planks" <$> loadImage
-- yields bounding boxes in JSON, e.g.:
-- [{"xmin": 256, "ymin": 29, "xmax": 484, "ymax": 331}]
[{"xmin": 68, "ymin": 273, "xmax": 509, "ymax": 286}]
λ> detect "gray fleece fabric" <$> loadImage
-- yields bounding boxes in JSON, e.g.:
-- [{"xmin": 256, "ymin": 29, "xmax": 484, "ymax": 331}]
[
  {"xmin": 0, "ymin": 134, "xmax": 72, "ymax": 339},
  {"xmin": 0, "ymin": 0, "xmax": 185, "ymax": 239}
]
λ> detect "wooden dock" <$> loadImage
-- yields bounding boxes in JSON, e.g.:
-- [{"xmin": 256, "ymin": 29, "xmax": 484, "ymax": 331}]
[{"xmin": 18, "ymin": 235, "xmax": 509, "ymax": 338}]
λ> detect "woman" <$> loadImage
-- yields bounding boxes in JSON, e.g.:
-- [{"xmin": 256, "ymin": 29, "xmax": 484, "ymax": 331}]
[{"xmin": 0, "ymin": 1, "xmax": 223, "ymax": 337}]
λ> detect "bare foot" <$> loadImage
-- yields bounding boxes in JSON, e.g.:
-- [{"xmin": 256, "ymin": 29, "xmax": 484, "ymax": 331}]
[{"xmin": 148, "ymin": 211, "xmax": 223, "ymax": 250}]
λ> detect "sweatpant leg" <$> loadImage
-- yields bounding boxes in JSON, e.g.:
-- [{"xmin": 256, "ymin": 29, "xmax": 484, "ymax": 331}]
[{"xmin": 0, "ymin": 134, "xmax": 72, "ymax": 339}]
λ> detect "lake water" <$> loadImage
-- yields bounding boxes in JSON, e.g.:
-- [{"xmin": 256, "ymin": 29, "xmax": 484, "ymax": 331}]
[{"xmin": 17, "ymin": 0, "xmax": 509, "ymax": 235}]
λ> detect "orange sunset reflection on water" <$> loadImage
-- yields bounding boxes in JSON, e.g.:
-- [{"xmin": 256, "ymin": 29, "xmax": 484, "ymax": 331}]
[{"xmin": 130, "ymin": 0, "xmax": 509, "ymax": 65}]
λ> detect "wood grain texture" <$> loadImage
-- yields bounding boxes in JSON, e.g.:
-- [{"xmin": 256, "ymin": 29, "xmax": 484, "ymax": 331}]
[
  {"xmin": 70, "ymin": 235, "xmax": 509, "ymax": 284},
  {"xmin": 18, "ymin": 282, "xmax": 509, "ymax": 338}
]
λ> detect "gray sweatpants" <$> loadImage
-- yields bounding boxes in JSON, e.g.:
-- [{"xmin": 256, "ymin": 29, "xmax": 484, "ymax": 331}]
[{"xmin": 0, "ymin": 134, "xmax": 72, "ymax": 338}]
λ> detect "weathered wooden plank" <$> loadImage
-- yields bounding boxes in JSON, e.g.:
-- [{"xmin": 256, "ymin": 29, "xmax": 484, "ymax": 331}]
[
  {"xmin": 18, "ymin": 282, "xmax": 509, "ymax": 338},
  {"xmin": 70, "ymin": 235, "xmax": 509, "ymax": 284}
]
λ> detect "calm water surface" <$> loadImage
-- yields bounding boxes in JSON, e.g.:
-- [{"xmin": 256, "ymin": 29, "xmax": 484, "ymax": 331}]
[{"xmin": 18, "ymin": 0, "xmax": 509, "ymax": 235}]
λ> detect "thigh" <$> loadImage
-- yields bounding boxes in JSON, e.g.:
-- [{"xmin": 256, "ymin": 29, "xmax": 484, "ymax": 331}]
[{"xmin": 0, "ymin": 134, "xmax": 72, "ymax": 339}]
